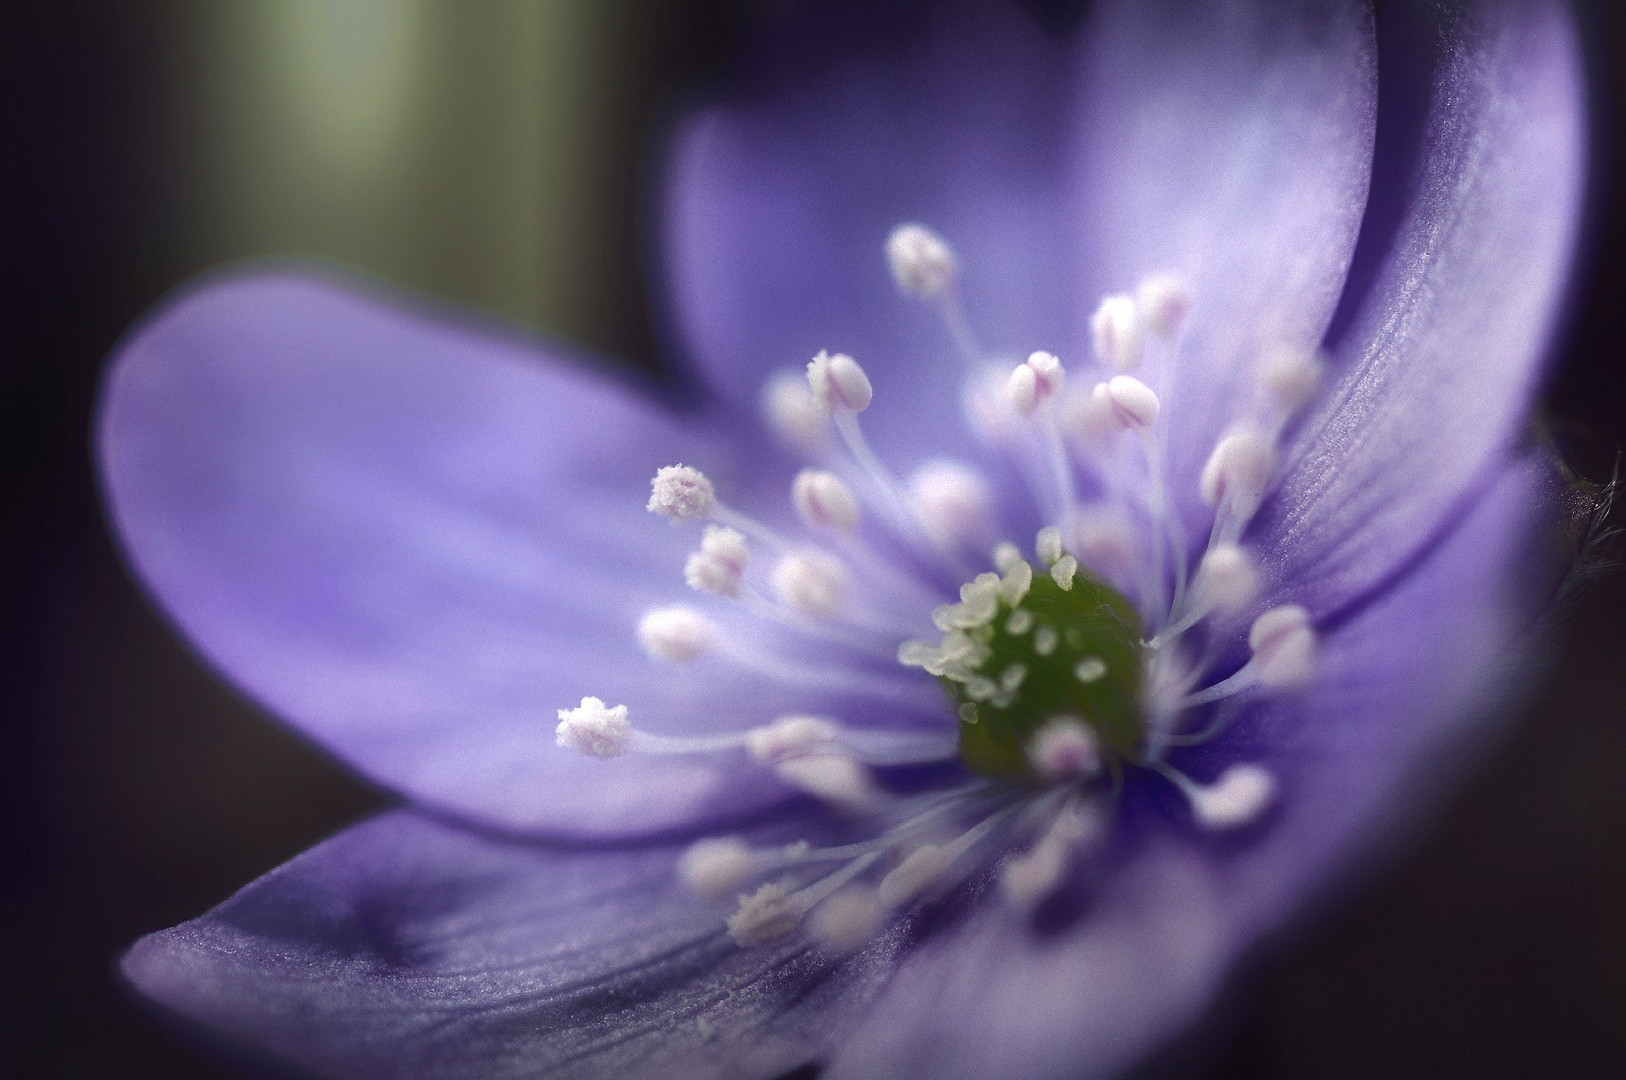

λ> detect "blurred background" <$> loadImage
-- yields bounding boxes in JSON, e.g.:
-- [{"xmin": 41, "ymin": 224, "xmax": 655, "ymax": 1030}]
[{"xmin": 4, "ymin": 1, "xmax": 1624, "ymax": 1077}]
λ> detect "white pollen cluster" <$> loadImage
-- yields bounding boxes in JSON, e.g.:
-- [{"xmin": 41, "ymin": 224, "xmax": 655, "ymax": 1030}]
[
  {"xmin": 637, "ymin": 606, "xmax": 716, "ymax": 662},
  {"xmin": 1091, "ymin": 293, "xmax": 1144, "ymax": 371},
  {"xmin": 1006, "ymin": 351, "xmax": 1066, "ymax": 416},
  {"xmin": 555, "ymin": 697, "xmax": 631, "ymax": 758},
  {"xmin": 679, "ymin": 837, "xmax": 756, "ymax": 900},
  {"xmin": 909, "ymin": 460, "xmax": 994, "ymax": 551},
  {"xmin": 1249, "ymin": 605, "xmax": 1316, "ymax": 689},
  {"xmin": 762, "ymin": 370, "xmax": 830, "ymax": 451},
  {"xmin": 773, "ymin": 550, "xmax": 847, "ymax": 617},
  {"xmin": 648, "ymin": 464, "xmax": 716, "ymax": 520},
  {"xmin": 885, "ymin": 223, "xmax": 958, "ymax": 298},
  {"xmin": 1190, "ymin": 765, "xmax": 1276, "ymax": 830},
  {"xmin": 1028, "ymin": 719, "xmax": 1101, "ymax": 781},
  {"xmin": 685, "ymin": 525, "xmax": 750, "ymax": 599},
  {"xmin": 793, "ymin": 469, "xmax": 860, "ymax": 533},
  {"xmin": 807, "ymin": 350, "xmax": 873, "ymax": 414}
]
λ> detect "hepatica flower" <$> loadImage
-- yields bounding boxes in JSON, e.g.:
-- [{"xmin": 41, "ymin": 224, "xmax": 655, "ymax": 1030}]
[{"xmin": 102, "ymin": 1, "xmax": 1585, "ymax": 1078}]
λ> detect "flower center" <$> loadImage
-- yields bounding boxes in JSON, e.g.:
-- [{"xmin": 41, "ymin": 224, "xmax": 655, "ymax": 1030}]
[{"xmin": 902, "ymin": 554, "xmax": 1145, "ymax": 779}]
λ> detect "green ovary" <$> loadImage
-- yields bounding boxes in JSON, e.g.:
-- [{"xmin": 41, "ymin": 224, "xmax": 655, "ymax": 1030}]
[{"xmin": 950, "ymin": 572, "xmax": 1146, "ymax": 779}]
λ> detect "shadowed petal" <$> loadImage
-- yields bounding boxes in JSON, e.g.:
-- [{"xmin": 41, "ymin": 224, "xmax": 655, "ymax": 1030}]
[
  {"xmin": 1257, "ymin": 0, "xmax": 1585, "ymax": 619},
  {"xmin": 97, "ymin": 270, "xmax": 934, "ymax": 839},
  {"xmin": 122, "ymin": 810, "xmax": 899, "ymax": 1080},
  {"xmin": 827, "ymin": 453, "xmax": 1554, "ymax": 1080},
  {"xmin": 1074, "ymin": 0, "xmax": 1377, "ymax": 524}
]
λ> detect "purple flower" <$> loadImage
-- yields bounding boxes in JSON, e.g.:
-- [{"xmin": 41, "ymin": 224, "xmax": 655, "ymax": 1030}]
[{"xmin": 100, "ymin": 2, "xmax": 1585, "ymax": 1078}]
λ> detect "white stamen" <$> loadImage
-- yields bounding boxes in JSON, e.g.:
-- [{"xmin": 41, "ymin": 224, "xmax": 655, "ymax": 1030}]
[
  {"xmin": 999, "ymin": 837, "xmax": 1069, "ymax": 910},
  {"xmin": 762, "ymin": 370, "xmax": 831, "ymax": 452},
  {"xmin": 1035, "ymin": 525, "xmax": 1064, "ymax": 566},
  {"xmin": 776, "ymin": 753, "xmax": 878, "ymax": 811},
  {"xmin": 806, "ymin": 886, "xmax": 884, "ymax": 953},
  {"xmin": 885, "ymin": 223, "xmax": 957, "ymax": 298},
  {"xmin": 1199, "ymin": 427, "xmax": 1277, "ymax": 520},
  {"xmin": 999, "ymin": 559, "xmax": 1034, "ymax": 605},
  {"xmin": 1094, "ymin": 375, "xmax": 1160, "ymax": 432},
  {"xmin": 1249, "ymin": 604, "xmax": 1316, "ymax": 689},
  {"xmin": 746, "ymin": 715, "xmax": 839, "ymax": 762},
  {"xmin": 1050, "ymin": 555, "xmax": 1078, "ymax": 591},
  {"xmin": 726, "ymin": 883, "xmax": 803, "ymax": 946},
  {"xmin": 908, "ymin": 460, "xmax": 994, "ymax": 552},
  {"xmin": 1028, "ymin": 718, "xmax": 1101, "ymax": 781},
  {"xmin": 1188, "ymin": 764, "xmax": 1276, "ymax": 830},
  {"xmin": 1033, "ymin": 625, "xmax": 1060, "ymax": 657},
  {"xmin": 554, "ymin": 697, "xmax": 631, "ymax": 758},
  {"xmin": 807, "ymin": 350, "xmax": 873, "ymax": 414},
  {"xmin": 684, "ymin": 524, "xmax": 750, "ymax": 599},
  {"xmin": 637, "ymin": 606, "xmax": 717, "ymax": 662},
  {"xmin": 648, "ymin": 464, "xmax": 716, "ymax": 520},
  {"xmin": 1195, "ymin": 544, "xmax": 1259, "ymax": 615},
  {"xmin": 878, "ymin": 844, "xmax": 954, "ymax": 908},
  {"xmin": 963, "ymin": 366, "xmax": 1024, "ymax": 446},
  {"xmin": 1261, "ymin": 345, "xmax": 1323, "ymax": 414},
  {"xmin": 1006, "ymin": 351, "xmax": 1065, "ymax": 416},
  {"xmin": 679, "ymin": 837, "xmax": 755, "ymax": 900},
  {"xmin": 1135, "ymin": 274, "xmax": 1191, "ymax": 339},
  {"xmin": 792, "ymin": 469, "xmax": 861, "ymax": 533},
  {"xmin": 772, "ymin": 550, "xmax": 847, "ymax": 618},
  {"xmin": 1091, "ymin": 293, "xmax": 1144, "ymax": 371},
  {"xmin": 993, "ymin": 541, "xmax": 1024, "ymax": 572}
]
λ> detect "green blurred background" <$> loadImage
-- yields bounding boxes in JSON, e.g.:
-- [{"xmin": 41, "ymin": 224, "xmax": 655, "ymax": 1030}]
[{"xmin": 5, "ymin": 2, "xmax": 1626, "ymax": 1078}]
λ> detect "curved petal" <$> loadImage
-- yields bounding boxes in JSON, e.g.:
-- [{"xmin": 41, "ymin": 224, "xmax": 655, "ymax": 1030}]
[
  {"xmin": 122, "ymin": 810, "xmax": 900, "ymax": 1080},
  {"xmin": 828, "ymin": 454, "xmax": 1553, "ymax": 1080},
  {"xmin": 98, "ymin": 270, "xmax": 936, "ymax": 839},
  {"xmin": 663, "ymin": 3, "xmax": 1080, "ymax": 468},
  {"xmin": 1074, "ymin": 0, "xmax": 1377, "ymax": 523},
  {"xmin": 1255, "ymin": 0, "xmax": 1585, "ymax": 619}
]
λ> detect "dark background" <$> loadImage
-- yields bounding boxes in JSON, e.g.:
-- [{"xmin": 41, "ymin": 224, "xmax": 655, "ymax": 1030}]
[{"xmin": 4, "ymin": 2, "xmax": 1624, "ymax": 1077}]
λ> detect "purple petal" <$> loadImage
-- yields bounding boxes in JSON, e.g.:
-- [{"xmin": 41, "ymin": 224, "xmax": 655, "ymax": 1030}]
[
  {"xmin": 828, "ymin": 454, "xmax": 1554, "ymax": 1080},
  {"xmin": 664, "ymin": 4, "xmax": 1079, "ymax": 467},
  {"xmin": 1074, "ymin": 0, "xmax": 1377, "ymax": 520},
  {"xmin": 98, "ymin": 271, "xmax": 932, "ymax": 839},
  {"xmin": 122, "ymin": 810, "xmax": 896, "ymax": 1080},
  {"xmin": 1256, "ymin": 0, "xmax": 1585, "ymax": 618}
]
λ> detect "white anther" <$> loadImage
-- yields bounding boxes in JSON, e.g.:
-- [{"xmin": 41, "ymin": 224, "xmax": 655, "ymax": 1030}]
[
  {"xmin": 727, "ymin": 883, "xmax": 803, "ymax": 946},
  {"xmin": 1062, "ymin": 386, "xmax": 1120, "ymax": 452},
  {"xmin": 647, "ymin": 464, "xmax": 716, "ymax": 520},
  {"xmin": 1189, "ymin": 764, "xmax": 1275, "ymax": 830},
  {"xmin": 1199, "ymin": 428, "xmax": 1277, "ymax": 518},
  {"xmin": 775, "ymin": 753, "xmax": 878, "ymax": 811},
  {"xmin": 793, "ymin": 469, "xmax": 861, "ymax": 533},
  {"xmin": 908, "ymin": 460, "xmax": 994, "ymax": 551},
  {"xmin": 1050, "ymin": 555, "xmax": 1079, "ymax": 591},
  {"xmin": 636, "ymin": 606, "xmax": 717, "ymax": 662},
  {"xmin": 1091, "ymin": 293, "xmax": 1144, "ymax": 371},
  {"xmin": 807, "ymin": 350, "xmax": 873, "ymax": 414},
  {"xmin": 1033, "ymin": 625, "xmax": 1060, "ymax": 657},
  {"xmin": 679, "ymin": 837, "xmax": 755, "ymax": 900},
  {"xmin": 1006, "ymin": 351, "xmax": 1065, "ymax": 416},
  {"xmin": 1035, "ymin": 525, "xmax": 1064, "ymax": 566},
  {"xmin": 933, "ymin": 573, "xmax": 1002, "ymax": 631},
  {"xmin": 1261, "ymin": 345, "xmax": 1324, "ymax": 413},
  {"xmin": 762, "ymin": 370, "xmax": 830, "ymax": 451},
  {"xmin": 999, "ymin": 559, "xmax": 1034, "ymax": 606},
  {"xmin": 885, "ymin": 223, "xmax": 958, "ymax": 298},
  {"xmin": 746, "ymin": 715, "xmax": 839, "ymax": 762},
  {"xmin": 1195, "ymin": 545, "xmax": 1259, "ymax": 614},
  {"xmin": 878, "ymin": 844, "xmax": 953, "ymax": 908},
  {"xmin": 992, "ymin": 542, "xmax": 1024, "ymax": 573},
  {"xmin": 684, "ymin": 524, "xmax": 750, "ymax": 599},
  {"xmin": 807, "ymin": 886, "xmax": 884, "ymax": 953},
  {"xmin": 1028, "ymin": 718, "xmax": 1101, "ymax": 781},
  {"xmin": 1249, "ymin": 605, "xmax": 1316, "ymax": 689},
  {"xmin": 554, "ymin": 697, "xmax": 631, "ymax": 758},
  {"xmin": 1135, "ymin": 274, "xmax": 1191, "ymax": 339},
  {"xmin": 772, "ymin": 550, "xmax": 847, "ymax": 618},
  {"xmin": 1093, "ymin": 375, "xmax": 1160, "ymax": 432}
]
